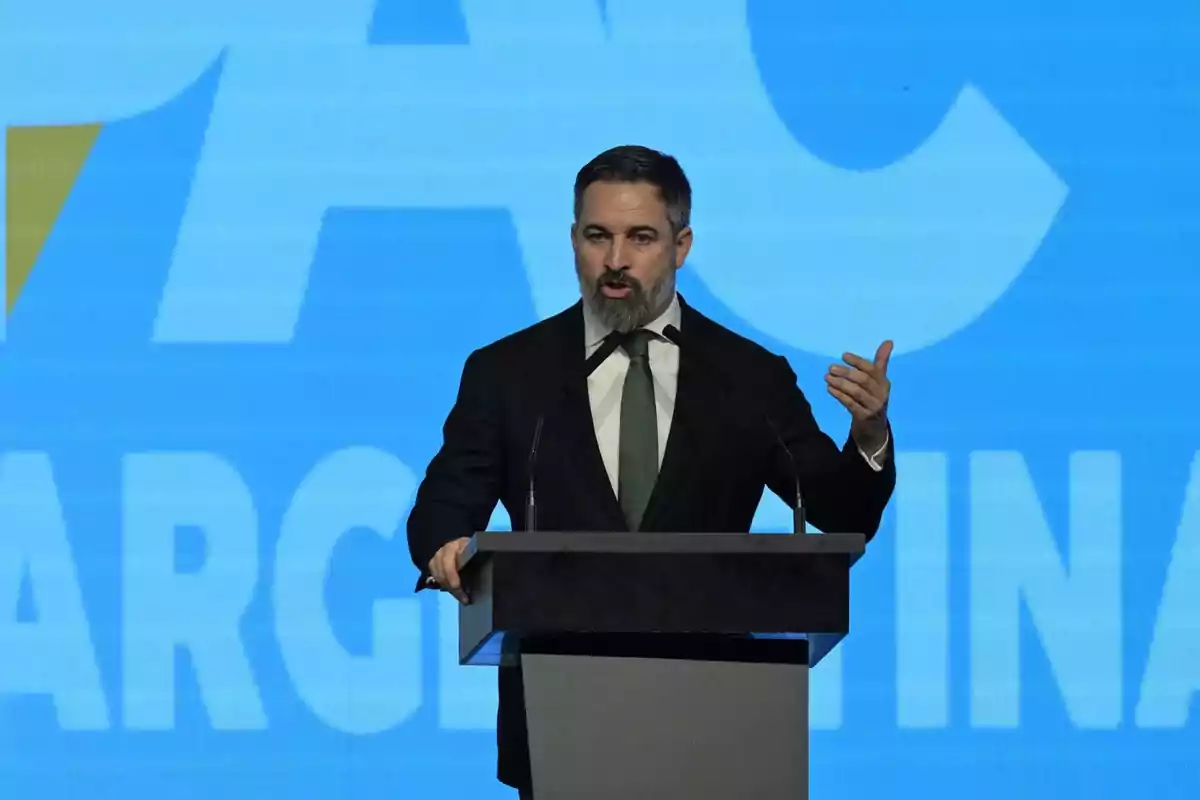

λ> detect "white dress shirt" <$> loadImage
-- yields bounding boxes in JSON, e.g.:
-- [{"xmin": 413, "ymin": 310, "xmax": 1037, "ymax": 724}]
[{"xmin": 581, "ymin": 292, "xmax": 888, "ymax": 496}]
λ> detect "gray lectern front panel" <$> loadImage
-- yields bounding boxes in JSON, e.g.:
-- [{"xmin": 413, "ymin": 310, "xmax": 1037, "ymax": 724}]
[{"xmin": 522, "ymin": 653, "xmax": 809, "ymax": 800}]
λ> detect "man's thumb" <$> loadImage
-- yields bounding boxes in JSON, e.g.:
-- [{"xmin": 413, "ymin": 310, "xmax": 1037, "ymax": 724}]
[{"xmin": 875, "ymin": 339, "xmax": 894, "ymax": 369}]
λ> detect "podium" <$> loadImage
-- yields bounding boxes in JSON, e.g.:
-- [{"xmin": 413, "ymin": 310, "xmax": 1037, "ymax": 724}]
[{"xmin": 456, "ymin": 530, "xmax": 865, "ymax": 800}]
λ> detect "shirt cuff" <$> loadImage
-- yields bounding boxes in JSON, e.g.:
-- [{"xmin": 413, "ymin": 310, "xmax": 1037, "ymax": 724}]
[{"xmin": 857, "ymin": 428, "xmax": 890, "ymax": 472}]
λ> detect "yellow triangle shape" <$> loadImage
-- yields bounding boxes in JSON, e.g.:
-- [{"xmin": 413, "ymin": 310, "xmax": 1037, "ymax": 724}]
[{"xmin": 6, "ymin": 123, "xmax": 103, "ymax": 314}]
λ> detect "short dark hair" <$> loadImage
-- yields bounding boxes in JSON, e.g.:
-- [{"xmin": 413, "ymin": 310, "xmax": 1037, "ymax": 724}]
[{"xmin": 573, "ymin": 145, "xmax": 692, "ymax": 233}]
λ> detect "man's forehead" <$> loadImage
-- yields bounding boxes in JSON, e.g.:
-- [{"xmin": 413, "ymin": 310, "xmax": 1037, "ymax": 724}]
[{"xmin": 579, "ymin": 181, "xmax": 669, "ymax": 226}]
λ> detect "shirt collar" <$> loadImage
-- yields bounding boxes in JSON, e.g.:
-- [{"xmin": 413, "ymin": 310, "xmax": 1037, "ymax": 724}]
[{"xmin": 582, "ymin": 291, "xmax": 682, "ymax": 350}]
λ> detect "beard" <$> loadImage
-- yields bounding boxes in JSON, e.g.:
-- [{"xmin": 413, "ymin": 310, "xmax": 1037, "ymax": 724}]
[{"xmin": 579, "ymin": 266, "xmax": 676, "ymax": 334}]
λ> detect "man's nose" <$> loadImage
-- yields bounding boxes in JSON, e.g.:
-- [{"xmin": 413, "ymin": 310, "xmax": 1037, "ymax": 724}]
[{"xmin": 605, "ymin": 237, "xmax": 631, "ymax": 270}]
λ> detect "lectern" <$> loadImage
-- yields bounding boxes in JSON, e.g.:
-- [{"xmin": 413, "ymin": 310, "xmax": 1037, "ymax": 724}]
[{"xmin": 456, "ymin": 531, "xmax": 865, "ymax": 800}]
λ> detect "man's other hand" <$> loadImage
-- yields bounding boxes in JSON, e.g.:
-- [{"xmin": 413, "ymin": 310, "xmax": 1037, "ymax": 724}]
[
  {"xmin": 827, "ymin": 339, "xmax": 893, "ymax": 455},
  {"xmin": 428, "ymin": 537, "xmax": 473, "ymax": 604}
]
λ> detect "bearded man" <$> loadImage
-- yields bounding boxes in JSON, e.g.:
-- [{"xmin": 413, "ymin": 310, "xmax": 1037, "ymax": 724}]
[{"xmin": 406, "ymin": 144, "xmax": 897, "ymax": 798}]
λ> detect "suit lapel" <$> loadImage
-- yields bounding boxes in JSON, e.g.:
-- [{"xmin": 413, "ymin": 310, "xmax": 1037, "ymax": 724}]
[
  {"xmin": 545, "ymin": 303, "xmax": 629, "ymax": 531},
  {"xmin": 639, "ymin": 299, "xmax": 709, "ymax": 531}
]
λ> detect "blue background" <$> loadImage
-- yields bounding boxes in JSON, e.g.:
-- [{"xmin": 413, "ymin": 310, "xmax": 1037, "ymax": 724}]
[{"xmin": 2, "ymin": 0, "xmax": 1198, "ymax": 796}]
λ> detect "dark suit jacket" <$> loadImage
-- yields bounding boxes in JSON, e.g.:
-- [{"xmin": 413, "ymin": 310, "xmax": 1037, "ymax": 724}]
[{"xmin": 406, "ymin": 296, "xmax": 895, "ymax": 791}]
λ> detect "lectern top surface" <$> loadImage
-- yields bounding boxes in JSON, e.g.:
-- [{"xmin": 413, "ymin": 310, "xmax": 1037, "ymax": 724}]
[{"xmin": 459, "ymin": 531, "xmax": 865, "ymax": 569}]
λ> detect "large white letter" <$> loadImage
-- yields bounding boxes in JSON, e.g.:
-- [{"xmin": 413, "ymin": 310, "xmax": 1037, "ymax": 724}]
[
  {"xmin": 895, "ymin": 452, "xmax": 949, "ymax": 728},
  {"xmin": 0, "ymin": 453, "xmax": 108, "ymax": 728},
  {"xmin": 969, "ymin": 451, "xmax": 1122, "ymax": 728},
  {"xmin": 153, "ymin": 0, "xmax": 1064, "ymax": 353},
  {"xmin": 122, "ymin": 453, "xmax": 263, "ymax": 730},
  {"xmin": 275, "ymin": 447, "xmax": 421, "ymax": 734},
  {"xmin": 3, "ymin": 0, "xmax": 230, "ymax": 342},
  {"xmin": 1136, "ymin": 452, "xmax": 1200, "ymax": 727}
]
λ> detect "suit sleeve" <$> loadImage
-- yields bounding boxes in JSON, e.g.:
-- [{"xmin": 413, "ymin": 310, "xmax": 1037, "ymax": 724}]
[
  {"xmin": 763, "ymin": 355, "xmax": 895, "ymax": 541},
  {"xmin": 406, "ymin": 349, "xmax": 505, "ymax": 590}
]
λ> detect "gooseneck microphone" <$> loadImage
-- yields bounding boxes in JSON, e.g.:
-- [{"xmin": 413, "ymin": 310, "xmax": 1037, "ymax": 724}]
[
  {"xmin": 584, "ymin": 331, "xmax": 626, "ymax": 376},
  {"xmin": 525, "ymin": 415, "xmax": 545, "ymax": 532},
  {"xmin": 661, "ymin": 324, "xmax": 808, "ymax": 535},
  {"xmin": 524, "ymin": 336, "xmax": 626, "ymax": 533},
  {"xmin": 525, "ymin": 334, "xmax": 624, "ymax": 535},
  {"xmin": 764, "ymin": 417, "xmax": 807, "ymax": 535}
]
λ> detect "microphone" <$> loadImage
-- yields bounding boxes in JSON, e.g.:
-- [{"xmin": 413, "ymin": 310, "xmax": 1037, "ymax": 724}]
[
  {"xmin": 764, "ymin": 416, "xmax": 807, "ymax": 535},
  {"xmin": 661, "ymin": 324, "xmax": 807, "ymax": 534},
  {"xmin": 525, "ymin": 414, "xmax": 544, "ymax": 532},
  {"xmin": 584, "ymin": 331, "xmax": 626, "ymax": 377},
  {"xmin": 525, "ymin": 338, "xmax": 605, "ymax": 535},
  {"xmin": 524, "ymin": 335, "xmax": 615, "ymax": 533}
]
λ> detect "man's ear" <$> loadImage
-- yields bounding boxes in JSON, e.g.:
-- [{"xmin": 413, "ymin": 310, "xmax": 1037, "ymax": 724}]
[{"xmin": 674, "ymin": 226, "xmax": 693, "ymax": 268}]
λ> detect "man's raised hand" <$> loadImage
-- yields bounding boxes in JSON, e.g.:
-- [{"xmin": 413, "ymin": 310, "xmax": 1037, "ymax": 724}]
[{"xmin": 826, "ymin": 340, "xmax": 893, "ymax": 454}]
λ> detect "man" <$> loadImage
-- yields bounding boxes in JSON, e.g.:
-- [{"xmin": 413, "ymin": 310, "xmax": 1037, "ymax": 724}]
[{"xmin": 407, "ymin": 145, "xmax": 896, "ymax": 797}]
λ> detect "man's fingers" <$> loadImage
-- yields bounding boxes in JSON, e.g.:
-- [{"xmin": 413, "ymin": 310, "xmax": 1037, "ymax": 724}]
[
  {"xmin": 427, "ymin": 546, "xmax": 470, "ymax": 604},
  {"xmin": 428, "ymin": 541, "xmax": 463, "ymax": 587},
  {"xmin": 826, "ymin": 375, "xmax": 883, "ymax": 413},
  {"xmin": 828, "ymin": 385, "xmax": 871, "ymax": 418},
  {"xmin": 829, "ymin": 364, "xmax": 879, "ymax": 392},
  {"xmin": 827, "ymin": 378, "xmax": 871, "ymax": 412},
  {"xmin": 439, "ymin": 548, "xmax": 461, "ymax": 591},
  {"xmin": 841, "ymin": 352, "xmax": 876, "ymax": 375},
  {"xmin": 425, "ymin": 539, "xmax": 472, "ymax": 603},
  {"xmin": 829, "ymin": 362, "xmax": 889, "ymax": 412},
  {"xmin": 845, "ymin": 343, "xmax": 895, "ymax": 377},
  {"xmin": 442, "ymin": 546, "xmax": 471, "ymax": 603}
]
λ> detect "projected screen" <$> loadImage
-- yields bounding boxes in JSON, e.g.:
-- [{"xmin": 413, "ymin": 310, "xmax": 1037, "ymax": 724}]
[{"xmin": 3, "ymin": 1, "xmax": 1198, "ymax": 797}]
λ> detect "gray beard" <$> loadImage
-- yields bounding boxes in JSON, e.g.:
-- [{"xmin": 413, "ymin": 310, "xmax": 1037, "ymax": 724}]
[{"xmin": 580, "ymin": 271, "xmax": 675, "ymax": 334}]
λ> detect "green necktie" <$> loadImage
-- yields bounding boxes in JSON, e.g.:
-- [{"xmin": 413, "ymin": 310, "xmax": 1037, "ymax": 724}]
[{"xmin": 618, "ymin": 329, "xmax": 659, "ymax": 530}]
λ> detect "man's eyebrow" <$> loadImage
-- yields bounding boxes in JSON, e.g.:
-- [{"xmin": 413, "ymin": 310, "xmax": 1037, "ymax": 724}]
[{"xmin": 580, "ymin": 223, "xmax": 660, "ymax": 236}]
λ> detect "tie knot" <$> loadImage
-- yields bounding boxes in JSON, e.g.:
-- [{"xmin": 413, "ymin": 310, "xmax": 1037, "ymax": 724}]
[{"xmin": 617, "ymin": 329, "xmax": 656, "ymax": 360}]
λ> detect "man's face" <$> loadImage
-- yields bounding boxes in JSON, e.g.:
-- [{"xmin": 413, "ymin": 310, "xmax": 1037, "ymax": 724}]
[{"xmin": 572, "ymin": 180, "xmax": 692, "ymax": 332}]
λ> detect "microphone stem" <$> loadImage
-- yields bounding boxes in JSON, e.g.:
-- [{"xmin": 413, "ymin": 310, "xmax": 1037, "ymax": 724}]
[
  {"xmin": 793, "ymin": 479, "xmax": 806, "ymax": 535},
  {"xmin": 526, "ymin": 415, "xmax": 544, "ymax": 532},
  {"xmin": 525, "ymin": 485, "xmax": 537, "ymax": 532}
]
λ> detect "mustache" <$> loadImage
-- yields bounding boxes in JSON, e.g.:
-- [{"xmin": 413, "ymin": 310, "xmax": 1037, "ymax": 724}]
[{"xmin": 597, "ymin": 271, "xmax": 643, "ymax": 291}]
